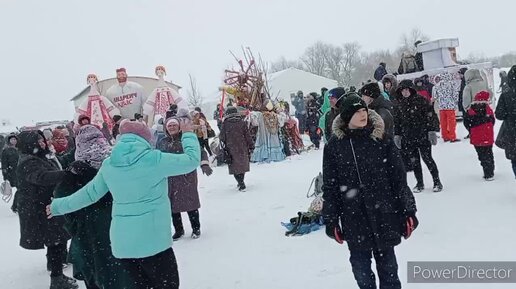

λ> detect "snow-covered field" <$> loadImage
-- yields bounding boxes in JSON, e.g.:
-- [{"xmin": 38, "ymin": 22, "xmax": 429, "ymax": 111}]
[
  {"xmin": 1, "ymin": 123, "xmax": 515, "ymax": 289},
  {"xmin": 1, "ymin": 69, "xmax": 515, "ymax": 288}
]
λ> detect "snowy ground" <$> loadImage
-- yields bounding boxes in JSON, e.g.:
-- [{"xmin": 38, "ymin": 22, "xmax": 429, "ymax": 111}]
[
  {"xmin": 1, "ymin": 69, "xmax": 515, "ymax": 288},
  {"xmin": 1, "ymin": 123, "xmax": 515, "ymax": 289}
]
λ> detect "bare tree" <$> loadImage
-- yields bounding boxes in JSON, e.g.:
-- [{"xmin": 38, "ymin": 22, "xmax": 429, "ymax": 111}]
[
  {"xmin": 269, "ymin": 56, "xmax": 304, "ymax": 73},
  {"xmin": 498, "ymin": 52, "xmax": 516, "ymax": 67},
  {"xmin": 399, "ymin": 28, "xmax": 430, "ymax": 54},
  {"xmin": 340, "ymin": 42, "xmax": 361, "ymax": 86},
  {"xmin": 323, "ymin": 44, "xmax": 344, "ymax": 85},
  {"xmin": 301, "ymin": 41, "xmax": 329, "ymax": 76},
  {"xmin": 187, "ymin": 74, "xmax": 203, "ymax": 107}
]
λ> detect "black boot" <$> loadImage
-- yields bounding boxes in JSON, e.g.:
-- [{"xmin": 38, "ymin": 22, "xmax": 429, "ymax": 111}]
[
  {"xmin": 50, "ymin": 275, "xmax": 78, "ymax": 289},
  {"xmin": 188, "ymin": 210, "xmax": 201, "ymax": 239},
  {"xmin": 172, "ymin": 213, "xmax": 185, "ymax": 240},
  {"xmin": 433, "ymin": 180, "xmax": 443, "ymax": 192},
  {"xmin": 412, "ymin": 183, "xmax": 424, "ymax": 193}
]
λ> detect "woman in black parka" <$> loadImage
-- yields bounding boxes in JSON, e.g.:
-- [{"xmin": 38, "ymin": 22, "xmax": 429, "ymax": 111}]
[
  {"xmin": 16, "ymin": 130, "xmax": 77, "ymax": 289},
  {"xmin": 322, "ymin": 96, "xmax": 418, "ymax": 289},
  {"xmin": 495, "ymin": 65, "xmax": 516, "ymax": 178}
]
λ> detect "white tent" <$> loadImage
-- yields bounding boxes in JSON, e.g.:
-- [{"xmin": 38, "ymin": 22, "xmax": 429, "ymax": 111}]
[{"xmin": 268, "ymin": 68, "xmax": 338, "ymax": 109}]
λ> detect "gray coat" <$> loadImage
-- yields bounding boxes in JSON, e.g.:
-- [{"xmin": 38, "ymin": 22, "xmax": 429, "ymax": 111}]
[
  {"xmin": 463, "ymin": 69, "xmax": 492, "ymax": 110},
  {"xmin": 156, "ymin": 132, "xmax": 208, "ymax": 213},
  {"xmin": 220, "ymin": 114, "xmax": 254, "ymax": 175}
]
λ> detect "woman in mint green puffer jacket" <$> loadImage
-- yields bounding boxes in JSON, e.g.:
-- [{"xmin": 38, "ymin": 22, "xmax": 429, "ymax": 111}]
[{"xmin": 49, "ymin": 119, "xmax": 200, "ymax": 288}]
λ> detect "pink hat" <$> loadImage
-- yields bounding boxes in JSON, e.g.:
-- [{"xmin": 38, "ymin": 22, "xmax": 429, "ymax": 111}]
[{"xmin": 119, "ymin": 119, "xmax": 153, "ymax": 144}]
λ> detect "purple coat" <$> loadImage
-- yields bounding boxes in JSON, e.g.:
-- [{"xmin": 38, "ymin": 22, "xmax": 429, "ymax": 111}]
[{"xmin": 156, "ymin": 133, "xmax": 208, "ymax": 213}]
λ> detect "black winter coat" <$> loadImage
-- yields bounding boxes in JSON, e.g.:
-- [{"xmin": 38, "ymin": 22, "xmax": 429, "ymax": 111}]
[
  {"xmin": 393, "ymin": 91, "xmax": 439, "ymax": 147},
  {"xmin": 306, "ymin": 100, "xmax": 321, "ymax": 127},
  {"xmin": 1, "ymin": 146, "xmax": 19, "ymax": 187},
  {"xmin": 15, "ymin": 130, "xmax": 69, "ymax": 250},
  {"xmin": 53, "ymin": 161, "xmax": 136, "ymax": 288},
  {"xmin": 369, "ymin": 97, "xmax": 394, "ymax": 139},
  {"xmin": 322, "ymin": 112, "xmax": 416, "ymax": 251},
  {"xmin": 495, "ymin": 86, "xmax": 516, "ymax": 160}
]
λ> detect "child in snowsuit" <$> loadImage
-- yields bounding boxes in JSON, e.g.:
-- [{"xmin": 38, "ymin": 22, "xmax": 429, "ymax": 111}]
[{"xmin": 465, "ymin": 91, "xmax": 495, "ymax": 180}]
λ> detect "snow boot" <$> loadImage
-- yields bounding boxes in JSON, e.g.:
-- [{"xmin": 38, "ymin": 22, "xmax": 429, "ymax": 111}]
[
  {"xmin": 433, "ymin": 181, "xmax": 443, "ymax": 192},
  {"xmin": 412, "ymin": 184, "xmax": 424, "ymax": 193},
  {"xmin": 191, "ymin": 229, "xmax": 201, "ymax": 239},
  {"xmin": 172, "ymin": 230, "xmax": 184, "ymax": 241},
  {"xmin": 50, "ymin": 275, "xmax": 78, "ymax": 289},
  {"xmin": 484, "ymin": 176, "xmax": 495, "ymax": 181},
  {"xmin": 238, "ymin": 183, "xmax": 247, "ymax": 191}
]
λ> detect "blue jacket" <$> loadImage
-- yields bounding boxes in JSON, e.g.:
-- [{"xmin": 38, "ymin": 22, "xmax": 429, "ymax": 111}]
[{"xmin": 51, "ymin": 132, "xmax": 200, "ymax": 258}]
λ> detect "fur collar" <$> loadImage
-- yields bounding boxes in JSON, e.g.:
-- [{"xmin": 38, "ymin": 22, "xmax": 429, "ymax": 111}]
[{"xmin": 332, "ymin": 110, "xmax": 385, "ymax": 140}]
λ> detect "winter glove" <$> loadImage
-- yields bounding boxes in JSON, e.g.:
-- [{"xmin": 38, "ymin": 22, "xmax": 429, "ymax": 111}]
[
  {"xmin": 394, "ymin": 135, "xmax": 402, "ymax": 149},
  {"xmin": 201, "ymin": 165, "xmax": 213, "ymax": 176},
  {"xmin": 428, "ymin": 131, "xmax": 438, "ymax": 146},
  {"xmin": 402, "ymin": 213, "xmax": 419, "ymax": 239},
  {"xmin": 325, "ymin": 219, "xmax": 344, "ymax": 244}
]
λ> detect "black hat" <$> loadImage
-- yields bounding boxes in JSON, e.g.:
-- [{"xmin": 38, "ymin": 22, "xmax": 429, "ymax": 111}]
[
  {"xmin": 113, "ymin": 115, "xmax": 122, "ymax": 122},
  {"xmin": 328, "ymin": 87, "xmax": 346, "ymax": 99},
  {"xmin": 7, "ymin": 134, "xmax": 18, "ymax": 142},
  {"xmin": 396, "ymin": 79, "xmax": 417, "ymax": 96},
  {"xmin": 360, "ymin": 82, "xmax": 381, "ymax": 99},
  {"xmin": 339, "ymin": 95, "xmax": 368, "ymax": 124},
  {"xmin": 328, "ymin": 87, "xmax": 347, "ymax": 108}
]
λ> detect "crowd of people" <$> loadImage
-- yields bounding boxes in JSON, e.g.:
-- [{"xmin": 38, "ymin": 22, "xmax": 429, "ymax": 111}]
[{"xmin": 0, "ymin": 63, "xmax": 515, "ymax": 289}]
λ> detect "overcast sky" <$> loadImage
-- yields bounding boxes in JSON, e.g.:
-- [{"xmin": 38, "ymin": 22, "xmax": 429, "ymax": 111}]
[{"xmin": 1, "ymin": 0, "xmax": 514, "ymax": 125}]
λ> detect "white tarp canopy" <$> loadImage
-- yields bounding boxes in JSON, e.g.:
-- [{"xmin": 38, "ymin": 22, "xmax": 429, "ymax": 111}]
[{"xmin": 268, "ymin": 68, "xmax": 338, "ymax": 108}]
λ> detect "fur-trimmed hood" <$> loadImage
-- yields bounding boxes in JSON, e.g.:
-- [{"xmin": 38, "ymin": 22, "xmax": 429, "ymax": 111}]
[{"xmin": 332, "ymin": 110, "xmax": 385, "ymax": 140}]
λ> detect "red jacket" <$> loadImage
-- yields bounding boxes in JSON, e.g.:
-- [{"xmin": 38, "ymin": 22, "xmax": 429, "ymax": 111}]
[
  {"xmin": 416, "ymin": 89, "xmax": 432, "ymax": 103},
  {"xmin": 465, "ymin": 104, "xmax": 495, "ymax": 146}
]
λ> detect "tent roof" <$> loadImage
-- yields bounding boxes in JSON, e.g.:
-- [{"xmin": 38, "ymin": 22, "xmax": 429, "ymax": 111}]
[{"xmin": 269, "ymin": 67, "xmax": 337, "ymax": 83}]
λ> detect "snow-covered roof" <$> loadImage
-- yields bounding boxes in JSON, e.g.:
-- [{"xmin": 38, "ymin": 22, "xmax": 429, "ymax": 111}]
[
  {"xmin": 269, "ymin": 67, "xmax": 337, "ymax": 83},
  {"xmin": 268, "ymin": 67, "xmax": 338, "ymax": 103}
]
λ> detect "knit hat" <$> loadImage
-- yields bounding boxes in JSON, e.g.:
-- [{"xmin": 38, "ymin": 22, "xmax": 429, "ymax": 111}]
[
  {"xmin": 360, "ymin": 82, "xmax": 381, "ymax": 99},
  {"xmin": 119, "ymin": 119, "xmax": 153, "ymax": 144},
  {"xmin": 339, "ymin": 95, "xmax": 368, "ymax": 124},
  {"xmin": 75, "ymin": 125, "xmax": 111, "ymax": 169},
  {"xmin": 328, "ymin": 87, "xmax": 347, "ymax": 108},
  {"xmin": 474, "ymin": 91, "xmax": 490, "ymax": 103}
]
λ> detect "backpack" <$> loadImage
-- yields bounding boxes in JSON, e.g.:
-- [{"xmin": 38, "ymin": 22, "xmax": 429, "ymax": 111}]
[{"xmin": 402, "ymin": 55, "xmax": 418, "ymax": 74}]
